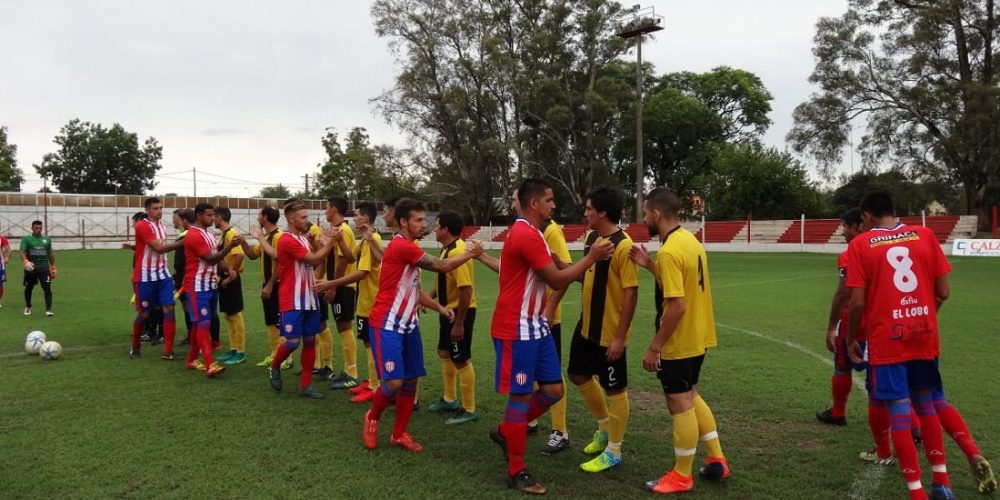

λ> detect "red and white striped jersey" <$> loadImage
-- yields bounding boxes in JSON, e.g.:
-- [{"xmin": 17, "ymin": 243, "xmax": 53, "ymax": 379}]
[
  {"xmin": 0, "ymin": 236, "xmax": 9, "ymax": 271},
  {"xmin": 369, "ymin": 235, "xmax": 425, "ymax": 334},
  {"xmin": 491, "ymin": 218, "xmax": 554, "ymax": 341},
  {"xmin": 182, "ymin": 226, "xmax": 218, "ymax": 293},
  {"xmin": 277, "ymin": 232, "xmax": 319, "ymax": 312},
  {"xmin": 132, "ymin": 219, "xmax": 171, "ymax": 282}
]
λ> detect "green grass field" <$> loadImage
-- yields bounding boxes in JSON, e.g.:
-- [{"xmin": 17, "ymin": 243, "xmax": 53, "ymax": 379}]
[{"xmin": 2, "ymin": 249, "xmax": 997, "ymax": 499}]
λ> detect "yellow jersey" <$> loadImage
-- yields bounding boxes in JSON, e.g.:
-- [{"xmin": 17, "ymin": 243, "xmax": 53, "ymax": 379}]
[
  {"xmin": 355, "ymin": 232, "xmax": 382, "ymax": 317},
  {"xmin": 324, "ymin": 220, "xmax": 357, "ymax": 288},
  {"xmin": 219, "ymin": 226, "xmax": 244, "ymax": 273},
  {"xmin": 438, "ymin": 238, "xmax": 477, "ymax": 310},
  {"xmin": 542, "ymin": 220, "xmax": 571, "ymax": 325},
  {"xmin": 248, "ymin": 227, "xmax": 281, "ymax": 283},
  {"xmin": 580, "ymin": 229, "xmax": 638, "ymax": 346},
  {"xmin": 655, "ymin": 226, "xmax": 717, "ymax": 360}
]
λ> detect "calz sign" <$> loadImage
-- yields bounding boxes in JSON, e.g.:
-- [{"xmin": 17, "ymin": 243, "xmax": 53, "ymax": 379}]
[{"xmin": 952, "ymin": 239, "xmax": 1000, "ymax": 257}]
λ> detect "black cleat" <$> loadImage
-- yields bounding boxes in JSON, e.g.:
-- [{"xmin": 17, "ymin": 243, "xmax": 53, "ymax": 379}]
[
  {"xmin": 129, "ymin": 348, "xmax": 141, "ymax": 359},
  {"xmin": 490, "ymin": 426, "xmax": 508, "ymax": 459},
  {"xmin": 269, "ymin": 367, "xmax": 283, "ymax": 392},
  {"xmin": 815, "ymin": 408, "xmax": 846, "ymax": 426},
  {"xmin": 507, "ymin": 470, "xmax": 546, "ymax": 495}
]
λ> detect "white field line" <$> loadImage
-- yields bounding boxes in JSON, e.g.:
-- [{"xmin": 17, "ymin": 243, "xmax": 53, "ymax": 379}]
[{"xmin": 714, "ymin": 273, "xmax": 829, "ymax": 289}]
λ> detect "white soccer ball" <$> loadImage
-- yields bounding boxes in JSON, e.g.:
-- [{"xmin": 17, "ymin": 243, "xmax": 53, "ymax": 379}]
[
  {"xmin": 24, "ymin": 331, "xmax": 47, "ymax": 354},
  {"xmin": 39, "ymin": 341, "xmax": 62, "ymax": 360}
]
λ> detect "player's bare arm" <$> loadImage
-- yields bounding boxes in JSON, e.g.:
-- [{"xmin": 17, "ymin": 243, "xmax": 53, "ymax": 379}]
[
  {"xmin": 148, "ymin": 238, "xmax": 184, "ymax": 254},
  {"xmin": 825, "ymin": 275, "xmax": 850, "ymax": 353},
  {"xmin": 475, "ymin": 252, "xmax": 500, "ymax": 274},
  {"xmin": 336, "ymin": 233, "xmax": 355, "ymax": 264},
  {"xmin": 416, "ymin": 240, "xmax": 482, "ymax": 273},
  {"xmin": 535, "ymin": 240, "xmax": 612, "ymax": 290},
  {"xmin": 251, "ymin": 227, "xmax": 278, "ymax": 260},
  {"xmin": 451, "ymin": 285, "xmax": 472, "ymax": 342},
  {"xmin": 300, "ymin": 228, "xmax": 338, "ymax": 267},
  {"xmin": 419, "ymin": 289, "xmax": 454, "ymax": 321},
  {"xmin": 543, "ymin": 287, "xmax": 568, "ymax": 325},
  {"xmin": 643, "ymin": 296, "xmax": 685, "ymax": 372},
  {"xmin": 313, "ymin": 269, "xmax": 368, "ymax": 293},
  {"xmin": 628, "ymin": 244, "xmax": 657, "ymax": 277},
  {"xmin": 608, "ymin": 285, "xmax": 638, "ymax": 362},
  {"xmin": 846, "ymin": 287, "xmax": 865, "ymax": 363},
  {"xmin": 241, "ymin": 226, "xmax": 262, "ymax": 258},
  {"xmin": 934, "ymin": 275, "xmax": 950, "ymax": 311},
  {"xmin": 261, "ymin": 271, "xmax": 277, "ymax": 299}
]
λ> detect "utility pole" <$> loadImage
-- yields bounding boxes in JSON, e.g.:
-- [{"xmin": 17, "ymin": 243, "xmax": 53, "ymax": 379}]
[
  {"xmin": 303, "ymin": 174, "xmax": 310, "ymax": 196},
  {"xmin": 193, "ymin": 167, "xmax": 197, "ymax": 197}
]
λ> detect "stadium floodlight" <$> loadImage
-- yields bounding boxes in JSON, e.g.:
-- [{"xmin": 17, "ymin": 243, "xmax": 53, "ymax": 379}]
[{"xmin": 616, "ymin": 5, "xmax": 664, "ymax": 222}]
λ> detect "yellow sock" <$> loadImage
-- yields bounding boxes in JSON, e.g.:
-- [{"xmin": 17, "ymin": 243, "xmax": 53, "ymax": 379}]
[
  {"xmin": 673, "ymin": 408, "xmax": 699, "ymax": 477},
  {"xmin": 224, "ymin": 314, "xmax": 237, "ymax": 349},
  {"xmin": 339, "ymin": 329, "xmax": 358, "ymax": 378},
  {"xmin": 366, "ymin": 347, "xmax": 378, "ymax": 387},
  {"xmin": 694, "ymin": 395, "xmax": 724, "ymax": 459},
  {"xmin": 607, "ymin": 390, "xmax": 630, "ymax": 455},
  {"xmin": 457, "ymin": 362, "xmax": 476, "ymax": 412},
  {"xmin": 266, "ymin": 325, "xmax": 280, "ymax": 355},
  {"xmin": 441, "ymin": 357, "xmax": 457, "ymax": 401},
  {"xmin": 550, "ymin": 376, "xmax": 568, "ymax": 434},
  {"xmin": 578, "ymin": 378, "xmax": 610, "ymax": 430},
  {"xmin": 317, "ymin": 327, "xmax": 333, "ymax": 368},
  {"xmin": 232, "ymin": 313, "xmax": 246, "ymax": 352}
]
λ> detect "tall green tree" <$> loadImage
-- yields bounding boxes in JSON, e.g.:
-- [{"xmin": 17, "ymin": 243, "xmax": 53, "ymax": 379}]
[
  {"xmin": 314, "ymin": 129, "xmax": 353, "ymax": 199},
  {"xmin": 259, "ymin": 184, "xmax": 292, "ymax": 199},
  {"xmin": 0, "ymin": 126, "xmax": 25, "ymax": 192},
  {"xmin": 36, "ymin": 119, "xmax": 162, "ymax": 194},
  {"xmin": 788, "ymin": 0, "xmax": 999, "ymax": 228}
]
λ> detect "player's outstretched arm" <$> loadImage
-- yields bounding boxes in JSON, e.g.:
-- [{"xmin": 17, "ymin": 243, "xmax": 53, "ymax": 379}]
[
  {"xmin": 535, "ymin": 240, "xmax": 612, "ymax": 290},
  {"xmin": 241, "ymin": 226, "xmax": 262, "ymax": 259},
  {"xmin": 825, "ymin": 275, "xmax": 850, "ymax": 353},
  {"xmin": 476, "ymin": 252, "xmax": 500, "ymax": 274},
  {"xmin": 199, "ymin": 235, "xmax": 244, "ymax": 265},
  {"xmin": 416, "ymin": 240, "xmax": 483, "ymax": 273},
  {"xmin": 628, "ymin": 244, "xmax": 657, "ymax": 277},
  {"xmin": 314, "ymin": 269, "xmax": 368, "ymax": 293},
  {"xmin": 301, "ymin": 228, "xmax": 338, "ymax": 267},
  {"xmin": 418, "ymin": 290, "xmax": 454, "ymax": 321}
]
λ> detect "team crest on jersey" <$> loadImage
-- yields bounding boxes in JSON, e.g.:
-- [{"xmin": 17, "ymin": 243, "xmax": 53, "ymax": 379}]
[
  {"xmin": 141, "ymin": 301, "xmax": 149, "ymax": 308},
  {"xmin": 384, "ymin": 360, "xmax": 396, "ymax": 373},
  {"xmin": 515, "ymin": 372, "xmax": 528, "ymax": 386},
  {"xmin": 201, "ymin": 308, "xmax": 209, "ymax": 316},
  {"xmin": 285, "ymin": 324, "xmax": 293, "ymax": 333}
]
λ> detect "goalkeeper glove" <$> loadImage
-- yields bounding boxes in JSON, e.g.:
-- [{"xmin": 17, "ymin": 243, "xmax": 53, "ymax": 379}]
[{"xmin": 23, "ymin": 260, "xmax": 34, "ymax": 272}]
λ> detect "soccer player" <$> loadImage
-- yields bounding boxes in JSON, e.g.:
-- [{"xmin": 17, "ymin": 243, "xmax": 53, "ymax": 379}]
[
  {"xmin": 312, "ymin": 202, "xmax": 382, "ymax": 402},
  {"xmin": 171, "ymin": 208, "xmax": 220, "ymax": 349},
  {"xmin": 243, "ymin": 206, "xmax": 292, "ymax": 370},
  {"xmin": 475, "ymin": 179, "xmax": 612, "ymax": 494},
  {"xmin": 130, "ymin": 198, "xmax": 184, "ymax": 359},
  {"xmin": 569, "ymin": 187, "xmax": 638, "ymax": 473},
  {"xmin": 846, "ymin": 189, "xmax": 994, "ymax": 499},
  {"xmin": 19, "ymin": 220, "xmax": 55, "ymax": 316},
  {"xmin": 213, "ymin": 207, "xmax": 248, "ymax": 365},
  {"xmin": 362, "ymin": 198, "xmax": 482, "ymax": 452},
  {"xmin": 629, "ymin": 187, "xmax": 729, "ymax": 495},
  {"xmin": 267, "ymin": 200, "xmax": 340, "ymax": 399},
  {"xmin": 316, "ymin": 196, "xmax": 360, "ymax": 388},
  {"xmin": 1, "ymin": 226, "xmax": 12, "ymax": 307},
  {"xmin": 425, "ymin": 211, "xmax": 479, "ymax": 425},
  {"xmin": 183, "ymin": 203, "xmax": 241, "ymax": 377}
]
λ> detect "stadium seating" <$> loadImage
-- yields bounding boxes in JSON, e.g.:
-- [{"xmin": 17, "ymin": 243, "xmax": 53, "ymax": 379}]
[
  {"xmin": 460, "ymin": 226, "xmax": 480, "ymax": 239},
  {"xmin": 624, "ymin": 223, "xmax": 651, "ymax": 243},
  {"xmin": 693, "ymin": 221, "xmax": 747, "ymax": 243},
  {"xmin": 898, "ymin": 215, "xmax": 960, "ymax": 243},
  {"xmin": 777, "ymin": 219, "xmax": 841, "ymax": 244},
  {"xmin": 560, "ymin": 224, "xmax": 588, "ymax": 242}
]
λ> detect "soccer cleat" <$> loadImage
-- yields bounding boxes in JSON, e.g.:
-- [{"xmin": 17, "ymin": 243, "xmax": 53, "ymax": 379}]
[
  {"xmin": 315, "ymin": 366, "xmax": 335, "ymax": 379},
  {"xmin": 256, "ymin": 355, "xmax": 273, "ymax": 367},
  {"xmin": 489, "ymin": 426, "xmax": 508, "ymax": 459},
  {"xmin": 206, "ymin": 362, "xmax": 226, "ymax": 378},
  {"xmin": 185, "ymin": 359, "xmax": 207, "ymax": 371},
  {"xmin": 222, "ymin": 352, "xmax": 246, "ymax": 366},
  {"xmin": 280, "ymin": 358, "xmax": 293, "ymax": 371},
  {"xmin": 506, "ymin": 470, "xmax": 546, "ymax": 495},
  {"xmin": 350, "ymin": 389, "xmax": 376, "ymax": 403},
  {"xmin": 445, "ymin": 409, "xmax": 479, "ymax": 425},
  {"xmin": 349, "ymin": 379, "xmax": 371, "ymax": 395},
  {"xmin": 23, "ymin": 307, "xmax": 31, "ymax": 316},
  {"xmin": 930, "ymin": 483, "xmax": 956, "ymax": 500},
  {"xmin": 298, "ymin": 386, "xmax": 325, "ymax": 399},
  {"xmin": 389, "ymin": 433, "xmax": 424, "ymax": 452},
  {"xmin": 912, "ymin": 427, "xmax": 923, "ymax": 447},
  {"xmin": 527, "ymin": 422, "xmax": 539, "ymax": 435},
  {"xmin": 583, "ymin": 430, "xmax": 609, "ymax": 455},
  {"xmin": 540, "ymin": 430, "xmax": 570, "ymax": 455},
  {"xmin": 129, "ymin": 348, "xmax": 141, "ymax": 359},
  {"xmin": 161, "ymin": 352, "xmax": 175, "ymax": 361},
  {"xmin": 269, "ymin": 367, "xmax": 283, "ymax": 391},
  {"xmin": 140, "ymin": 334, "xmax": 152, "ymax": 343},
  {"xmin": 330, "ymin": 374, "xmax": 360, "ymax": 390},
  {"xmin": 645, "ymin": 470, "xmax": 694, "ymax": 494},
  {"xmin": 972, "ymin": 456, "xmax": 998, "ymax": 494},
  {"xmin": 858, "ymin": 449, "xmax": 896, "ymax": 466},
  {"xmin": 580, "ymin": 450, "xmax": 622, "ymax": 473},
  {"xmin": 699, "ymin": 457, "xmax": 732, "ymax": 480},
  {"xmin": 217, "ymin": 349, "xmax": 237, "ymax": 362},
  {"xmin": 815, "ymin": 408, "xmax": 847, "ymax": 426},
  {"xmin": 45, "ymin": 310, "xmax": 54, "ymax": 317},
  {"xmin": 363, "ymin": 410, "xmax": 379, "ymax": 450},
  {"xmin": 428, "ymin": 398, "xmax": 461, "ymax": 413}
]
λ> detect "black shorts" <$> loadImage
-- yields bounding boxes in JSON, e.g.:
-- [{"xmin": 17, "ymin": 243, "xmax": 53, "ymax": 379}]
[
  {"xmin": 437, "ymin": 308, "xmax": 476, "ymax": 363},
  {"xmin": 261, "ymin": 282, "xmax": 280, "ymax": 326},
  {"xmin": 23, "ymin": 269, "xmax": 51, "ymax": 287},
  {"xmin": 356, "ymin": 316, "xmax": 370, "ymax": 343},
  {"xmin": 657, "ymin": 354, "xmax": 706, "ymax": 394},
  {"xmin": 551, "ymin": 323, "xmax": 563, "ymax": 361},
  {"xmin": 320, "ymin": 287, "xmax": 356, "ymax": 324},
  {"xmin": 218, "ymin": 274, "xmax": 244, "ymax": 315},
  {"xmin": 567, "ymin": 328, "xmax": 628, "ymax": 391}
]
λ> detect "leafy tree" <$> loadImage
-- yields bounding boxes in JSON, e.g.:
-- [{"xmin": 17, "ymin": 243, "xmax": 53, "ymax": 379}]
[
  {"xmin": 259, "ymin": 184, "xmax": 292, "ymax": 199},
  {"xmin": 831, "ymin": 169, "xmax": 961, "ymax": 217},
  {"xmin": 36, "ymin": 119, "xmax": 162, "ymax": 194},
  {"xmin": 788, "ymin": 0, "xmax": 1000, "ymax": 228},
  {"xmin": 314, "ymin": 129, "xmax": 353, "ymax": 199},
  {"xmin": 0, "ymin": 126, "xmax": 24, "ymax": 192}
]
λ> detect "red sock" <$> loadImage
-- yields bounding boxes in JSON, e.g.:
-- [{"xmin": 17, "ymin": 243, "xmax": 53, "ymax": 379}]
[
  {"xmin": 831, "ymin": 373, "xmax": 853, "ymax": 418},
  {"xmin": 197, "ymin": 321, "xmax": 215, "ymax": 366},
  {"xmin": 299, "ymin": 338, "xmax": 316, "ymax": 389},
  {"xmin": 132, "ymin": 315, "xmax": 144, "ymax": 349},
  {"xmin": 162, "ymin": 310, "xmax": 176, "ymax": 355},
  {"xmin": 913, "ymin": 396, "xmax": 949, "ymax": 487},
  {"xmin": 185, "ymin": 323, "xmax": 199, "ymax": 364},
  {"xmin": 867, "ymin": 399, "xmax": 892, "ymax": 458},
  {"xmin": 270, "ymin": 342, "xmax": 297, "ymax": 370},
  {"xmin": 889, "ymin": 401, "xmax": 926, "ymax": 500},
  {"xmin": 525, "ymin": 390, "xmax": 561, "ymax": 423},
  {"xmin": 392, "ymin": 380, "xmax": 418, "ymax": 438},
  {"xmin": 910, "ymin": 407, "xmax": 922, "ymax": 431},
  {"xmin": 934, "ymin": 397, "xmax": 981, "ymax": 462},
  {"xmin": 370, "ymin": 384, "xmax": 396, "ymax": 420},
  {"xmin": 502, "ymin": 398, "xmax": 530, "ymax": 476}
]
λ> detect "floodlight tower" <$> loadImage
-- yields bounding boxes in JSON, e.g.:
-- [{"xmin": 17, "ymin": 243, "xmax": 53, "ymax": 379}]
[{"xmin": 616, "ymin": 5, "xmax": 663, "ymax": 222}]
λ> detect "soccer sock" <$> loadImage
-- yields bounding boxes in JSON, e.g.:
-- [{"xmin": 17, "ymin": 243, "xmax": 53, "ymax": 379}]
[
  {"xmin": 550, "ymin": 377, "xmax": 568, "ymax": 435},
  {"xmin": 270, "ymin": 341, "xmax": 299, "ymax": 370},
  {"xmin": 694, "ymin": 395, "xmax": 725, "ymax": 459},
  {"xmin": 224, "ymin": 314, "xmax": 237, "ymax": 350},
  {"xmin": 132, "ymin": 314, "xmax": 145, "ymax": 349},
  {"xmin": 299, "ymin": 337, "xmax": 317, "ymax": 389},
  {"xmin": 911, "ymin": 407, "xmax": 922, "ymax": 431},
  {"xmin": 41, "ymin": 281, "xmax": 52, "ymax": 310},
  {"xmin": 933, "ymin": 395, "xmax": 981, "ymax": 462},
  {"xmin": 672, "ymin": 408, "xmax": 699, "ymax": 477},
  {"xmin": 525, "ymin": 390, "xmax": 561, "ymax": 422},
  {"xmin": 913, "ymin": 393, "xmax": 949, "ymax": 486},
  {"xmin": 501, "ymin": 399, "xmax": 530, "ymax": 476},
  {"xmin": 266, "ymin": 325, "xmax": 280, "ymax": 356},
  {"xmin": 868, "ymin": 398, "xmax": 892, "ymax": 458},
  {"xmin": 888, "ymin": 400, "xmax": 925, "ymax": 500},
  {"xmin": 162, "ymin": 310, "xmax": 176, "ymax": 355},
  {"xmin": 440, "ymin": 357, "xmax": 458, "ymax": 402},
  {"xmin": 607, "ymin": 391, "xmax": 629, "ymax": 456},
  {"xmin": 578, "ymin": 378, "xmax": 610, "ymax": 431},
  {"xmin": 197, "ymin": 321, "xmax": 214, "ymax": 365},
  {"xmin": 370, "ymin": 384, "xmax": 397, "ymax": 420},
  {"xmin": 366, "ymin": 348, "xmax": 379, "ymax": 389},
  {"xmin": 317, "ymin": 327, "xmax": 333, "ymax": 368},
  {"xmin": 339, "ymin": 329, "xmax": 358, "ymax": 378},
  {"xmin": 457, "ymin": 363, "xmax": 476, "ymax": 412},
  {"xmin": 210, "ymin": 315, "xmax": 220, "ymax": 344},
  {"xmin": 185, "ymin": 323, "xmax": 200, "ymax": 364},
  {"xmin": 24, "ymin": 282, "xmax": 33, "ymax": 308},
  {"xmin": 392, "ymin": 379, "xmax": 418, "ymax": 439},
  {"xmin": 831, "ymin": 372, "xmax": 853, "ymax": 418},
  {"xmin": 233, "ymin": 313, "xmax": 246, "ymax": 352}
]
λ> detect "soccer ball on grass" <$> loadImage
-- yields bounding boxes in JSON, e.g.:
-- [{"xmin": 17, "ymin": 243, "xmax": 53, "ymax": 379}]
[
  {"xmin": 39, "ymin": 341, "xmax": 62, "ymax": 360},
  {"xmin": 24, "ymin": 331, "xmax": 47, "ymax": 354}
]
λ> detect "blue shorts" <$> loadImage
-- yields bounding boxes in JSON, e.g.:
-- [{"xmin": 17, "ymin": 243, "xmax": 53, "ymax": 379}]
[
  {"xmin": 370, "ymin": 326, "xmax": 426, "ymax": 381},
  {"xmin": 184, "ymin": 290, "xmax": 217, "ymax": 324},
  {"xmin": 494, "ymin": 335, "xmax": 562, "ymax": 395},
  {"xmin": 833, "ymin": 334, "xmax": 867, "ymax": 373},
  {"xmin": 135, "ymin": 278, "xmax": 176, "ymax": 312},
  {"xmin": 279, "ymin": 309, "xmax": 323, "ymax": 340},
  {"xmin": 868, "ymin": 359, "xmax": 943, "ymax": 401},
  {"xmin": 0, "ymin": 268, "xmax": 5, "ymax": 284}
]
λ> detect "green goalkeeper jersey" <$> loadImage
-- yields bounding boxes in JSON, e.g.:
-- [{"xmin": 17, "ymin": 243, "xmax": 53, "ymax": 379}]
[{"xmin": 20, "ymin": 234, "xmax": 52, "ymax": 271}]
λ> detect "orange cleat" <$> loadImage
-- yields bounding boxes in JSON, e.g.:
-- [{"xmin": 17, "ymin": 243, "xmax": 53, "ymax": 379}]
[
  {"xmin": 350, "ymin": 389, "xmax": 376, "ymax": 403},
  {"xmin": 185, "ymin": 360, "xmax": 207, "ymax": 371},
  {"xmin": 206, "ymin": 362, "xmax": 226, "ymax": 378},
  {"xmin": 349, "ymin": 380, "xmax": 371, "ymax": 395},
  {"xmin": 363, "ymin": 410, "xmax": 379, "ymax": 450},
  {"xmin": 389, "ymin": 433, "xmax": 424, "ymax": 452},
  {"xmin": 645, "ymin": 470, "xmax": 694, "ymax": 495}
]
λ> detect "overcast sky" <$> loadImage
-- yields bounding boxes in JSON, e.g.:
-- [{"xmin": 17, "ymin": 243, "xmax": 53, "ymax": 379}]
[{"xmin": 1, "ymin": 0, "xmax": 850, "ymax": 196}]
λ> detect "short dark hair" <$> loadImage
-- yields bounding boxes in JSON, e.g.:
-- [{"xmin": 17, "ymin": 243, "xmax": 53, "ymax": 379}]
[
  {"xmin": 144, "ymin": 197, "xmax": 161, "ymax": 209},
  {"xmin": 645, "ymin": 187, "xmax": 681, "ymax": 217},
  {"xmin": 356, "ymin": 202, "xmax": 377, "ymax": 222},
  {"xmin": 284, "ymin": 200, "xmax": 307, "ymax": 218},
  {"xmin": 840, "ymin": 207, "xmax": 863, "ymax": 227},
  {"xmin": 517, "ymin": 178, "xmax": 551, "ymax": 209},
  {"xmin": 327, "ymin": 196, "xmax": 348, "ymax": 215},
  {"xmin": 177, "ymin": 208, "xmax": 195, "ymax": 223},
  {"xmin": 859, "ymin": 189, "xmax": 895, "ymax": 218},
  {"xmin": 586, "ymin": 187, "xmax": 623, "ymax": 223},
  {"xmin": 31, "ymin": 220, "xmax": 43, "ymax": 226},
  {"xmin": 436, "ymin": 211, "xmax": 464, "ymax": 237},
  {"xmin": 394, "ymin": 198, "xmax": 425, "ymax": 225},
  {"xmin": 384, "ymin": 196, "xmax": 401, "ymax": 208},
  {"xmin": 215, "ymin": 206, "xmax": 232, "ymax": 223},
  {"xmin": 194, "ymin": 203, "xmax": 214, "ymax": 215},
  {"xmin": 260, "ymin": 206, "xmax": 280, "ymax": 224},
  {"xmin": 132, "ymin": 211, "xmax": 148, "ymax": 223}
]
